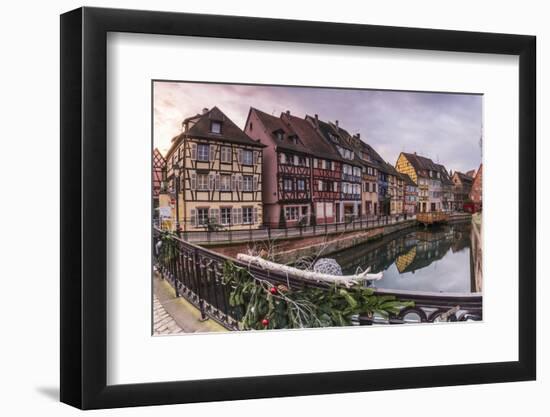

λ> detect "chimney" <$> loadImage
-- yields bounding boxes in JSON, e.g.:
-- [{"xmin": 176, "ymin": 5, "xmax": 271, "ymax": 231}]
[
  {"xmin": 414, "ymin": 151, "xmax": 417, "ymax": 155},
  {"xmin": 356, "ymin": 133, "xmax": 360, "ymax": 139},
  {"xmin": 335, "ymin": 120, "xmax": 339, "ymax": 127},
  {"xmin": 315, "ymin": 114, "xmax": 318, "ymax": 121},
  {"xmin": 202, "ymin": 107, "xmax": 209, "ymax": 114}
]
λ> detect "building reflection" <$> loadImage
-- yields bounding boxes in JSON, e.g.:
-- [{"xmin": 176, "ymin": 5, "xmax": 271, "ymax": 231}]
[{"xmin": 334, "ymin": 221, "xmax": 481, "ymax": 293}]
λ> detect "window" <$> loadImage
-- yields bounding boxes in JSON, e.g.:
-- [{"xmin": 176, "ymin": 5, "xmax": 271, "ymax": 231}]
[
  {"xmin": 196, "ymin": 173, "xmax": 209, "ymax": 190},
  {"xmin": 298, "ymin": 156, "xmax": 306, "ymax": 166},
  {"xmin": 197, "ymin": 144, "xmax": 209, "ymax": 161},
  {"xmin": 197, "ymin": 208, "xmax": 209, "ymax": 226},
  {"xmin": 220, "ymin": 208, "xmax": 231, "ymax": 225},
  {"xmin": 220, "ymin": 175, "xmax": 231, "ymax": 191},
  {"xmin": 283, "ymin": 178, "xmax": 293, "ymax": 191},
  {"xmin": 243, "ymin": 175, "xmax": 253, "ymax": 191},
  {"xmin": 297, "ymin": 179, "xmax": 305, "ymax": 191},
  {"xmin": 285, "ymin": 207, "xmax": 300, "ymax": 221},
  {"xmin": 242, "ymin": 149, "xmax": 253, "ymax": 165},
  {"xmin": 326, "ymin": 160, "xmax": 332, "ymax": 170},
  {"xmin": 210, "ymin": 121, "xmax": 222, "ymax": 134},
  {"xmin": 220, "ymin": 146, "xmax": 232, "ymax": 163},
  {"xmin": 243, "ymin": 207, "xmax": 253, "ymax": 224},
  {"xmin": 276, "ymin": 131, "xmax": 284, "ymax": 141},
  {"xmin": 364, "ymin": 183, "xmax": 369, "ymax": 192},
  {"xmin": 353, "ymin": 167, "xmax": 361, "ymax": 177},
  {"xmin": 232, "ymin": 207, "xmax": 242, "ymax": 225},
  {"xmin": 318, "ymin": 180, "xmax": 324, "ymax": 191}
]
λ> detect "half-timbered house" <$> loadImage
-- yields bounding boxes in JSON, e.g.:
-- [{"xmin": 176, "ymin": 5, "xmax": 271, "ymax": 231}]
[
  {"xmin": 245, "ymin": 108, "xmax": 313, "ymax": 227},
  {"xmin": 401, "ymin": 173, "xmax": 418, "ymax": 214},
  {"xmin": 306, "ymin": 115, "xmax": 363, "ymax": 222},
  {"xmin": 469, "ymin": 164, "xmax": 483, "ymax": 212},
  {"xmin": 165, "ymin": 107, "xmax": 265, "ymax": 231},
  {"xmin": 152, "ymin": 148, "xmax": 166, "ymax": 212},
  {"xmin": 282, "ymin": 112, "xmax": 343, "ymax": 225},
  {"xmin": 436, "ymin": 163, "xmax": 454, "ymax": 211},
  {"xmin": 451, "ymin": 171, "xmax": 474, "ymax": 211},
  {"xmin": 396, "ymin": 152, "xmax": 443, "ymax": 213}
]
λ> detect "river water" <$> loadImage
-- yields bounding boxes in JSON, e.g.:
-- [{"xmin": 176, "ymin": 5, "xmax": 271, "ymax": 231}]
[{"xmin": 331, "ymin": 222, "xmax": 480, "ymax": 294}]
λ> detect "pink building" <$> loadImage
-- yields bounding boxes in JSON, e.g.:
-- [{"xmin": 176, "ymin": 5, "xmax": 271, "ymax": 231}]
[{"xmin": 245, "ymin": 108, "xmax": 313, "ymax": 227}]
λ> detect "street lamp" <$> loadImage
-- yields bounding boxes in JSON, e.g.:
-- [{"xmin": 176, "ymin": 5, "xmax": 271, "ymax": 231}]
[{"xmin": 173, "ymin": 164, "xmax": 182, "ymax": 235}]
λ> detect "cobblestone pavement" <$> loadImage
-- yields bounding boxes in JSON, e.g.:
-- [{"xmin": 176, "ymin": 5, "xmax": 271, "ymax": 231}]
[{"xmin": 153, "ymin": 295, "xmax": 185, "ymax": 335}]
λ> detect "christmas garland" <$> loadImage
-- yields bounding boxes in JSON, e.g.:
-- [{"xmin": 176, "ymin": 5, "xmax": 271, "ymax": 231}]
[{"xmin": 222, "ymin": 261, "xmax": 414, "ymax": 330}]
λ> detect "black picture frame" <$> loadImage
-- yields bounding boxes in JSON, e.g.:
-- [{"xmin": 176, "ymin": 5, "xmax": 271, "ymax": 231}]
[{"xmin": 60, "ymin": 6, "xmax": 536, "ymax": 410}]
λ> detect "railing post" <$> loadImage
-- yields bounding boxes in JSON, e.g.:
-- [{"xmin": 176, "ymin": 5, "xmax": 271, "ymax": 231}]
[
  {"xmin": 267, "ymin": 225, "xmax": 271, "ymax": 241},
  {"xmin": 193, "ymin": 248, "xmax": 207, "ymax": 320},
  {"xmin": 173, "ymin": 246, "xmax": 179, "ymax": 297}
]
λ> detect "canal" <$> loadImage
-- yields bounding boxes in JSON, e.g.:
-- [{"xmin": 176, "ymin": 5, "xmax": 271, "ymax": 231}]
[{"xmin": 331, "ymin": 221, "xmax": 480, "ymax": 294}]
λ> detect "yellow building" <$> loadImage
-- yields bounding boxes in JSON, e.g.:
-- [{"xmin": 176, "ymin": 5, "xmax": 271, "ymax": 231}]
[
  {"xmin": 165, "ymin": 107, "xmax": 265, "ymax": 231},
  {"xmin": 396, "ymin": 152, "xmax": 442, "ymax": 213}
]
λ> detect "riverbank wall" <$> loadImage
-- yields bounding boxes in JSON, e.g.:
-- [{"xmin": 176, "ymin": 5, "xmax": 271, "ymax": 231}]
[{"xmin": 273, "ymin": 220, "xmax": 417, "ymax": 264}]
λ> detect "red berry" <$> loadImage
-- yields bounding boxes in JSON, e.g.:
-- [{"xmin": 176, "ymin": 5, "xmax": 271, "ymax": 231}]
[
  {"xmin": 262, "ymin": 318, "xmax": 269, "ymax": 327},
  {"xmin": 270, "ymin": 287, "xmax": 277, "ymax": 295}
]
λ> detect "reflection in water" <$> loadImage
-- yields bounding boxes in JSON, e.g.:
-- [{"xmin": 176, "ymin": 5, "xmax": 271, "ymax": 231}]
[{"xmin": 332, "ymin": 222, "xmax": 481, "ymax": 294}]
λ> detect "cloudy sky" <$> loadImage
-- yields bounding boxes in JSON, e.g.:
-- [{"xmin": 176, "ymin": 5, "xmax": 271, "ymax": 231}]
[{"xmin": 154, "ymin": 81, "xmax": 482, "ymax": 173}]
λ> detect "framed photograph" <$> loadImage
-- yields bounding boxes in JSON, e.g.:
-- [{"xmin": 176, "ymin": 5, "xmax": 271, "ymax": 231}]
[{"xmin": 60, "ymin": 6, "xmax": 536, "ymax": 409}]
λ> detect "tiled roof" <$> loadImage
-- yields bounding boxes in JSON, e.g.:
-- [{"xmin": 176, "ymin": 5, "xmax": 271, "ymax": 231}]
[
  {"xmin": 282, "ymin": 113, "xmax": 344, "ymax": 161},
  {"xmin": 400, "ymin": 173, "xmax": 417, "ymax": 187},
  {"xmin": 306, "ymin": 116, "xmax": 364, "ymax": 164},
  {"xmin": 455, "ymin": 171, "xmax": 474, "ymax": 184},
  {"xmin": 186, "ymin": 106, "xmax": 265, "ymax": 147},
  {"xmin": 435, "ymin": 163, "xmax": 454, "ymax": 185},
  {"xmin": 401, "ymin": 152, "xmax": 439, "ymax": 175},
  {"xmin": 251, "ymin": 108, "xmax": 311, "ymax": 155}
]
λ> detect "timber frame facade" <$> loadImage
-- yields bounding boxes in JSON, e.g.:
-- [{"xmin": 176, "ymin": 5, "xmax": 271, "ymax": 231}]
[
  {"xmin": 245, "ymin": 108, "xmax": 315, "ymax": 227},
  {"xmin": 165, "ymin": 107, "xmax": 265, "ymax": 231},
  {"xmin": 306, "ymin": 115, "xmax": 363, "ymax": 221},
  {"xmin": 152, "ymin": 147, "xmax": 166, "ymax": 212},
  {"xmin": 396, "ymin": 152, "xmax": 446, "ymax": 213},
  {"xmin": 452, "ymin": 171, "xmax": 474, "ymax": 211}
]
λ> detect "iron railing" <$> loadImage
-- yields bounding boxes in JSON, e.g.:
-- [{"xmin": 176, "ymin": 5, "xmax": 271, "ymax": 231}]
[
  {"xmin": 153, "ymin": 225, "xmax": 482, "ymax": 331},
  {"xmin": 166, "ymin": 214, "xmax": 417, "ymax": 244}
]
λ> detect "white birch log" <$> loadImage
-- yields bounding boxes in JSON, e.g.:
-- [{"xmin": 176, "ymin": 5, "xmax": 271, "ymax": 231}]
[{"xmin": 236, "ymin": 254, "xmax": 382, "ymax": 287}]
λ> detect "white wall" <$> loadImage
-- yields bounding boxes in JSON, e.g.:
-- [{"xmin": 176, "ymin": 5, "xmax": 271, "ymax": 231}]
[{"xmin": 0, "ymin": 0, "xmax": 545, "ymax": 415}]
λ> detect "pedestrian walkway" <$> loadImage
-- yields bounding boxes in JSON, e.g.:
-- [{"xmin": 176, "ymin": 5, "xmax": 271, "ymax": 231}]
[
  {"xmin": 153, "ymin": 294, "xmax": 185, "ymax": 335},
  {"xmin": 153, "ymin": 273, "xmax": 228, "ymax": 334}
]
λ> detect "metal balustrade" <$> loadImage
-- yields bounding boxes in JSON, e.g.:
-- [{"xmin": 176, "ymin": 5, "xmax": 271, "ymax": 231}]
[
  {"xmin": 163, "ymin": 214, "xmax": 418, "ymax": 245},
  {"xmin": 153, "ymin": 225, "xmax": 482, "ymax": 331}
]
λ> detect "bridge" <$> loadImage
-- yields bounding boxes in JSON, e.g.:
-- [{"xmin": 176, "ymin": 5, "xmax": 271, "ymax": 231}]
[{"xmin": 153, "ymin": 227, "xmax": 482, "ymax": 331}]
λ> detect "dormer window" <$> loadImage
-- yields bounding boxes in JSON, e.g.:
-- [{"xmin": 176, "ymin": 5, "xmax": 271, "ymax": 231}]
[
  {"xmin": 276, "ymin": 131, "xmax": 284, "ymax": 141},
  {"xmin": 289, "ymin": 135, "xmax": 298, "ymax": 144},
  {"xmin": 210, "ymin": 121, "xmax": 222, "ymax": 134}
]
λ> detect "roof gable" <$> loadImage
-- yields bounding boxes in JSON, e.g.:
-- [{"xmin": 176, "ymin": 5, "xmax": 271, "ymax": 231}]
[{"xmin": 186, "ymin": 106, "xmax": 264, "ymax": 147}]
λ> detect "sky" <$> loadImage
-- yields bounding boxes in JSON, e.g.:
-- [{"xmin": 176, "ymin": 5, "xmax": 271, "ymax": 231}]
[{"xmin": 154, "ymin": 81, "xmax": 482, "ymax": 174}]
